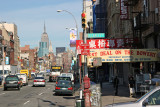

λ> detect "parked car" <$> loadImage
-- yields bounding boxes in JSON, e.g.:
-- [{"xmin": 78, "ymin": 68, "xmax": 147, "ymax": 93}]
[
  {"xmin": 56, "ymin": 76, "xmax": 71, "ymax": 84},
  {"xmin": 16, "ymin": 73, "xmax": 28, "ymax": 85},
  {"xmin": 105, "ymin": 86, "xmax": 160, "ymax": 107},
  {"xmin": 4, "ymin": 75, "xmax": 21, "ymax": 91},
  {"xmin": 33, "ymin": 77, "xmax": 46, "ymax": 87},
  {"xmin": 60, "ymin": 73, "xmax": 74, "ymax": 84},
  {"xmin": 54, "ymin": 80, "xmax": 74, "ymax": 96}
]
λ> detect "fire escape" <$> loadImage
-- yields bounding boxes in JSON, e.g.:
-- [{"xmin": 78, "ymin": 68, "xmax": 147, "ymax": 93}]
[{"xmin": 124, "ymin": 0, "xmax": 160, "ymax": 48}]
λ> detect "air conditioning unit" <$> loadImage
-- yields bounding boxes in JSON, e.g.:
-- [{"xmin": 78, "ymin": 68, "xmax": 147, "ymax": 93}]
[{"xmin": 155, "ymin": 8, "xmax": 158, "ymax": 14}]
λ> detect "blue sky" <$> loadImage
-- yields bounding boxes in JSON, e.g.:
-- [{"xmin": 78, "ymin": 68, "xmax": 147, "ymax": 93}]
[{"xmin": 0, "ymin": 0, "xmax": 83, "ymax": 53}]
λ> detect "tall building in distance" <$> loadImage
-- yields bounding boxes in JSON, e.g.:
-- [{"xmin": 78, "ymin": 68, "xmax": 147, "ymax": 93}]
[{"xmin": 38, "ymin": 22, "xmax": 49, "ymax": 57}]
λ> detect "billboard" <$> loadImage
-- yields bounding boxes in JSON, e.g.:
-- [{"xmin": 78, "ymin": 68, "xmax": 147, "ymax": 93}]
[
  {"xmin": 87, "ymin": 49, "xmax": 159, "ymax": 65},
  {"xmin": 5, "ymin": 57, "xmax": 9, "ymax": 65},
  {"xmin": 70, "ymin": 29, "xmax": 77, "ymax": 47}
]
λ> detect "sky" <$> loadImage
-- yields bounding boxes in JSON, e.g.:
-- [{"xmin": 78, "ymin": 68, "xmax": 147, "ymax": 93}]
[{"xmin": 0, "ymin": 0, "xmax": 83, "ymax": 53}]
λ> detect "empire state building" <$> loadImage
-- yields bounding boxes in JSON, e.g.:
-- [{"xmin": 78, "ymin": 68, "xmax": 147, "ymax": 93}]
[{"xmin": 38, "ymin": 22, "xmax": 49, "ymax": 57}]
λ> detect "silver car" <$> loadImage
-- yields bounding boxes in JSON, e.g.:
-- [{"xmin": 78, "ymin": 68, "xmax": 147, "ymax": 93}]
[
  {"xmin": 33, "ymin": 77, "xmax": 46, "ymax": 87},
  {"xmin": 106, "ymin": 86, "xmax": 160, "ymax": 107}
]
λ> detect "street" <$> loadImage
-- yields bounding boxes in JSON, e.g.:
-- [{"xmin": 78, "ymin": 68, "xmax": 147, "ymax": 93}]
[{"xmin": 0, "ymin": 77, "xmax": 75, "ymax": 107}]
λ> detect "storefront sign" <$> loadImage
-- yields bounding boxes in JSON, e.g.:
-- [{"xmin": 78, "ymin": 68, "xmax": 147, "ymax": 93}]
[
  {"xmin": 120, "ymin": 0, "xmax": 128, "ymax": 20},
  {"xmin": 87, "ymin": 49, "xmax": 159, "ymax": 64},
  {"xmin": 76, "ymin": 38, "xmax": 139, "ymax": 54}
]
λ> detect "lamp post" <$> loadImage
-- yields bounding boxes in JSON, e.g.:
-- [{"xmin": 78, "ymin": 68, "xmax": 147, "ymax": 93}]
[
  {"xmin": 57, "ymin": 10, "xmax": 79, "ymax": 39},
  {"xmin": 57, "ymin": 10, "xmax": 83, "ymax": 99}
]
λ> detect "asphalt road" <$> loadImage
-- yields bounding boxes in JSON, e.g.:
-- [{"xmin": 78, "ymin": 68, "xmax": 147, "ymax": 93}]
[{"xmin": 0, "ymin": 77, "xmax": 76, "ymax": 107}]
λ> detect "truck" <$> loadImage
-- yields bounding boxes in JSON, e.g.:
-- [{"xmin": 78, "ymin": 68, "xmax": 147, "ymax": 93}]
[
  {"xmin": 0, "ymin": 65, "xmax": 18, "ymax": 79},
  {"xmin": 20, "ymin": 69, "xmax": 29, "ymax": 77},
  {"xmin": 49, "ymin": 66, "xmax": 61, "ymax": 82}
]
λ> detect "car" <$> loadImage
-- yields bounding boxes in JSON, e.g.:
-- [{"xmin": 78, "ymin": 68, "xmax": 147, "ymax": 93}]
[
  {"xmin": 56, "ymin": 76, "xmax": 71, "ymax": 84},
  {"xmin": 33, "ymin": 77, "xmax": 46, "ymax": 87},
  {"xmin": 16, "ymin": 73, "xmax": 28, "ymax": 85},
  {"xmin": 60, "ymin": 73, "xmax": 75, "ymax": 84},
  {"xmin": 4, "ymin": 75, "xmax": 21, "ymax": 91},
  {"xmin": 54, "ymin": 80, "xmax": 74, "ymax": 96},
  {"xmin": 105, "ymin": 86, "xmax": 160, "ymax": 107},
  {"xmin": 36, "ymin": 73, "xmax": 44, "ymax": 77},
  {"xmin": 31, "ymin": 73, "xmax": 35, "ymax": 80}
]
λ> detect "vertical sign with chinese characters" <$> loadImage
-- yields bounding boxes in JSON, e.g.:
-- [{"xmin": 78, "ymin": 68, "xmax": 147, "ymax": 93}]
[{"xmin": 120, "ymin": 0, "xmax": 128, "ymax": 20}]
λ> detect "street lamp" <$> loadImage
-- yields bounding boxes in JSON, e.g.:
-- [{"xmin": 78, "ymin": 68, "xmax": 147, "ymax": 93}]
[
  {"xmin": 57, "ymin": 10, "xmax": 79, "ymax": 39},
  {"xmin": 57, "ymin": 9, "xmax": 83, "ymax": 99}
]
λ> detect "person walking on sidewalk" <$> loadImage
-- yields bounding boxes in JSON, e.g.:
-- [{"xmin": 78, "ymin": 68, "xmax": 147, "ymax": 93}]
[
  {"xmin": 113, "ymin": 76, "xmax": 119, "ymax": 96},
  {"xmin": 128, "ymin": 76, "xmax": 135, "ymax": 97}
]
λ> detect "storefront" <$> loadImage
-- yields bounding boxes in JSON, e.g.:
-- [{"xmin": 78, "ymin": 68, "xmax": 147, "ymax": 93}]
[{"xmin": 87, "ymin": 49, "xmax": 160, "ymax": 85}]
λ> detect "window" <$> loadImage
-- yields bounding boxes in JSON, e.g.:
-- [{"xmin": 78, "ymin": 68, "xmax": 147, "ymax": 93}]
[{"xmin": 147, "ymin": 90, "xmax": 160, "ymax": 105}]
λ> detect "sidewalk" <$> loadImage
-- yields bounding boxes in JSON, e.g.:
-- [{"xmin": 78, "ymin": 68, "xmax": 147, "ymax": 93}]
[{"xmin": 101, "ymin": 82, "xmax": 138, "ymax": 107}]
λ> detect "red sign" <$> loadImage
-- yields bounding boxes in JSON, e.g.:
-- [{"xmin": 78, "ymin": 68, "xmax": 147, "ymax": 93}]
[
  {"xmin": 81, "ymin": 43, "xmax": 90, "ymax": 55},
  {"xmin": 120, "ymin": 0, "xmax": 128, "ymax": 20},
  {"xmin": 76, "ymin": 38, "xmax": 138, "ymax": 54},
  {"xmin": 76, "ymin": 40, "xmax": 84, "ymax": 54}
]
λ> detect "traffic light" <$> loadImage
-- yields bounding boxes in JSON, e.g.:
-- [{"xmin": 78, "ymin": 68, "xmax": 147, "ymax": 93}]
[
  {"xmin": 18, "ymin": 56, "xmax": 20, "ymax": 61},
  {"xmin": 81, "ymin": 12, "xmax": 87, "ymax": 29}
]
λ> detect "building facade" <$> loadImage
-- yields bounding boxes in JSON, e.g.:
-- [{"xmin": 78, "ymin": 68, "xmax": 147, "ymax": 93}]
[{"xmin": 0, "ymin": 23, "xmax": 20, "ymax": 66}]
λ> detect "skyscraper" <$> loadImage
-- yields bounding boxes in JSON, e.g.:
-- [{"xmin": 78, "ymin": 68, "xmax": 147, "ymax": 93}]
[{"xmin": 38, "ymin": 22, "xmax": 49, "ymax": 57}]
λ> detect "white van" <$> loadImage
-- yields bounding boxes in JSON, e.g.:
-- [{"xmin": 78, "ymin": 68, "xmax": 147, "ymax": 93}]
[
  {"xmin": 16, "ymin": 73, "xmax": 28, "ymax": 85},
  {"xmin": 60, "ymin": 73, "xmax": 74, "ymax": 84}
]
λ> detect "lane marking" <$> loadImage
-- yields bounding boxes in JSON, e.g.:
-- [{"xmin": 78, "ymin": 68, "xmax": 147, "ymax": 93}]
[
  {"xmin": 0, "ymin": 93, "xmax": 5, "ymax": 95},
  {"xmin": 39, "ymin": 93, "xmax": 43, "ymax": 95},
  {"xmin": 24, "ymin": 100, "xmax": 30, "ymax": 105}
]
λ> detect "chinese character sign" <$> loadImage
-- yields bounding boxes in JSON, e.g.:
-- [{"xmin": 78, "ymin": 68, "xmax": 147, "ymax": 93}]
[
  {"xmin": 70, "ymin": 29, "xmax": 77, "ymax": 47},
  {"xmin": 76, "ymin": 38, "xmax": 139, "ymax": 54},
  {"xmin": 120, "ymin": 0, "xmax": 128, "ymax": 20}
]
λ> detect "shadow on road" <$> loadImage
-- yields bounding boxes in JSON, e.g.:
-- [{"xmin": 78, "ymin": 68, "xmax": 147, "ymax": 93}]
[{"xmin": 39, "ymin": 98, "xmax": 56, "ymax": 106}]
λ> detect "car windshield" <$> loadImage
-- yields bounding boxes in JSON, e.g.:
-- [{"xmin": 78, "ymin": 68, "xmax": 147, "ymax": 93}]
[
  {"xmin": 58, "ymin": 77, "xmax": 71, "ymax": 81},
  {"xmin": 6, "ymin": 76, "xmax": 18, "ymax": 81},
  {"xmin": 35, "ymin": 77, "xmax": 44, "ymax": 79},
  {"xmin": 0, "ymin": 70, "xmax": 10, "ymax": 75},
  {"xmin": 136, "ymin": 89, "xmax": 153, "ymax": 103},
  {"xmin": 57, "ymin": 81, "xmax": 71, "ymax": 86}
]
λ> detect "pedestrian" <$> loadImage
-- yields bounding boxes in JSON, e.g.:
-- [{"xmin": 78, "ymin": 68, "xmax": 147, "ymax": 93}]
[
  {"xmin": 128, "ymin": 76, "xmax": 135, "ymax": 97},
  {"xmin": 113, "ymin": 76, "xmax": 119, "ymax": 96}
]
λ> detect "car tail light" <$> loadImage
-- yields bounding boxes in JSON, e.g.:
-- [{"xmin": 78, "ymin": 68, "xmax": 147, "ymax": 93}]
[
  {"xmin": 4, "ymin": 82, "xmax": 6, "ymax": 84},
  {"xmin": 42, "ymin": 80, "xmax": 45, "ymax": 82},
  {"xmin": 68, "ymin": 87, "xmax": 73, "ymax": 90},
  {"xmin": 56, "ymin": 82, "xmax": 58, "ymax": 84},
  {"xmin": 34, "ymin": 80, "xmax": 37, "ymax": 82},
  {"xmin": 55, "ymin": 87, "xmax": 60, "ymax": 90}
]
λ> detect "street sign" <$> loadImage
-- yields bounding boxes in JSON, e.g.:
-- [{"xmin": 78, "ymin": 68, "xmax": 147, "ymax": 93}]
[
  {"xmin": 87, "ymin": 33, "xmax": 105, "ymax": 38},
  {"xmin": 93, "ymin": 57, "xmax": 102, "ymax": 67}
]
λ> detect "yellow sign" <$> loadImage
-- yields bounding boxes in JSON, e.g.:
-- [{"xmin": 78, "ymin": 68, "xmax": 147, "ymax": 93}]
[
  {"xmin": 87, "ymin": 49, "xmax": 159, "ymax": 65},
  {"xmin": 52, "ymin": 66, "xmax": 61, "ymax": 70}
]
